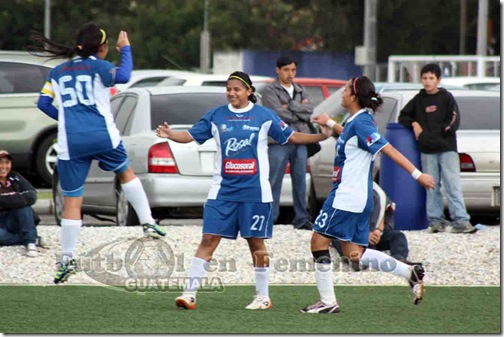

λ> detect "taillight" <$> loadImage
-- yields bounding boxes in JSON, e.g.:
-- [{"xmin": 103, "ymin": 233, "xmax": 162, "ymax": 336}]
[
  {"xmin": 284, "ymin": 161, "xmax": 311, "ymax": 174},
  {"xmin": 148, "ymin": 142, "xmax": 178, "ymax": 173},
  {"xmin": 459, "ymin": 153, "xmax": 476, "ymax": 172}
]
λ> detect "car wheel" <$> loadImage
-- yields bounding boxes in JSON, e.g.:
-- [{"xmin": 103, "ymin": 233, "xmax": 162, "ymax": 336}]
[
  {"xmin": 115, "ymin": 185, "xmax": 140, "ymax": 226},
  {"xmin": 52, "ymin": 167, "xmax": 63, "ymax": 226},
  {"xmin": 35, "ymin": 132, "xmax": 58, "ymax": 187}
]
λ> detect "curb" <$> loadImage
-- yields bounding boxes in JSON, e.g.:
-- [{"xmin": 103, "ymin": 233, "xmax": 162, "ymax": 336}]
[{"xmin": 34, "ymin": 199, "xmax": 53, "ymax": 215}]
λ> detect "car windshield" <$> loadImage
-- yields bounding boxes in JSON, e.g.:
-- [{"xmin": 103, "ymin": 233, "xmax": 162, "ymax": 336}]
[
  {"xmin": 457, "ymin": 97, "xmax": 500, "ymax": 130},
  {"xmin": 150, "ymin": 93, "xmax": 228, "ymax": 129}
]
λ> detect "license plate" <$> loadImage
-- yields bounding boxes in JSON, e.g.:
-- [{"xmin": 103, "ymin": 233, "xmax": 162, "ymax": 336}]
[{"xmin": 492, "ymin": 186, "xmax": 500, "ymax": 207}]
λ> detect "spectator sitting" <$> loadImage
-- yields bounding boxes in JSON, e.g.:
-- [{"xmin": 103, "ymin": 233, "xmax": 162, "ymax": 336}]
[
  {"xmin": 332, "ymin": 182, "xmax": 417, "ymax": 270},
  {"xmin": 0, "ymin": 150, "xmax": 40, "ymax": 257}
]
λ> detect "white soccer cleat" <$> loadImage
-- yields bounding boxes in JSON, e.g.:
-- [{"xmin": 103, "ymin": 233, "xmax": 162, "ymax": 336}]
[
  {"xmin": 175, "ymin": 293, "xmax": 196, "ymax": 310},
  {"xmin": 245, "ymin": 295, "xmax": 272, "ymax": 310},
  {"xmin": 300, "ymin": 301, "xmax": 340, "ymax": 314}
]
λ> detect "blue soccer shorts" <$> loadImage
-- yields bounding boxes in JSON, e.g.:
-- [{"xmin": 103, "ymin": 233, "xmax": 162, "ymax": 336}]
[
  {"xmin": 202, "ymin": 199, "xmax": 273, "ymax": 239},
  {"xmin": 313, "ymin": 195, "xmax": 371, "ymax": 246},
  {"xmin": 58, "ymin": 142, "xmax": 130, "ymax": 197}
]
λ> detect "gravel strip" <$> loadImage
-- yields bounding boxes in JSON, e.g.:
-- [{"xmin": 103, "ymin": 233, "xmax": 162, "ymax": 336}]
[{"xmin": 0, "ymin": 224, "xmax": 499, "ymax": 286}]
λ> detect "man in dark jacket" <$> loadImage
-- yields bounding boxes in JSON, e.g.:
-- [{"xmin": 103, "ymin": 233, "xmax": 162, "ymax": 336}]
[
  {"xmin": 398, "ymin": 63, "xmax": 476, "ymax": 234},
  {"xmin": 0, "ymin": 150, "xmax": 40, "ymax": 256},
  {"xmin": 262, "ymin": 56, "xmax": 314, "ymax": 230}
]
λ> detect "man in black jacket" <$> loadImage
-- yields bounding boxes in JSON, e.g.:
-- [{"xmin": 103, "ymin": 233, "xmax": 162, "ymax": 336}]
[
  {"xmin": 398, "ymin": 64, "xmax": 476, "ymax": 234},
  {"xmin": 0, "ymin": 150, "xmax": 40, "ymax": 256}
]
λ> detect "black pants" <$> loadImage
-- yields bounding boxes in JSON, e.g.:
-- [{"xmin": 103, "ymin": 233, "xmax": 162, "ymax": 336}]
[{"xmin": 332, "ymin": 226, "xmax": 409, "ymax": 261}]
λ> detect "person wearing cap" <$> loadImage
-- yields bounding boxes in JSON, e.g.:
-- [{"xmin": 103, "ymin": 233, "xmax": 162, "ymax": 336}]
[
  {"xmin": 0, "ymin": 150, "xmax": 40, "ymax": 257},
  {"xmin": 156, "ymin": 71, "xmax": 332, "ymax": 311}
]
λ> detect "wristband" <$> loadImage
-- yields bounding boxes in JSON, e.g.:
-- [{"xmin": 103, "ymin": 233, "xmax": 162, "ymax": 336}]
[
  {"xmin": 326, "ymin": 119, "xmax": 336, "ymax": 128},
  {"xmin": 411, "ymin": 169, "xmax": 422, "ymax": 180}
]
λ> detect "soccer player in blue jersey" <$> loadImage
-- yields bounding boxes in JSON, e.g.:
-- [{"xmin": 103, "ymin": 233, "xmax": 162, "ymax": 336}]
[
  {"xmin": 302, "ymin": 76, "xmax": 436, "ymax": 314},
  {"xmin": 156, "ymin": 71, "xmax": 331, "ymax": 310},
  {"xmin": 31, "ymin": 22, "xmax": 166, "ymax": 284}
]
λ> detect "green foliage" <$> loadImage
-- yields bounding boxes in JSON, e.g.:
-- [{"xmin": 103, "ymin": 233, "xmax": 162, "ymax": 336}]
[
  {"xmin": 0, "ymin": 285, "xmax": 500, "ymax": 333},
  {"xmin": 0, "ymin": 0, "xmax": 498, "ymax": 69}
]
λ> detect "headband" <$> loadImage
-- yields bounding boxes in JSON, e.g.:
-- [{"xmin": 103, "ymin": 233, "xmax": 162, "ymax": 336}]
[
  {"xmin": 100, "ymin": 29, "xmax": 107, "ymax": 45},
  {"xmin": 228, "ymin": 75, "xmax": 251, "ymax": 90},
  {"xmin": 353, "ymin": 77, "xmax": 358, "ymax": 95}
]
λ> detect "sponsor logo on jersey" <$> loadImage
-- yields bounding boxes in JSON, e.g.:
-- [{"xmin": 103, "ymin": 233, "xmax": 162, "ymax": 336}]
[
  {"xmin": 220, "ymin": 124, "xmax": 233, "ymax": 132},
  {"xmin": 279, "ymin": 120, "xmax": 288, "ymax": 130},
  {"xmin": 242, "ymin": 124, "xmax": 260, "ymax": 131},
  {"xmin": 425, "ymin": 105, "xmax": 437, "ymax": 113},
  {"xmin": 366, "ymin": 132, "xmax": 381, "ymax": 147},
  {"xmin": 332, "ymin": 166, "xmax": 342, "ymax": 183},
  {"xmin": 224, "ymin": 133, "xmax": 255, "ymax": 156},
  {"xmin": 223, "ymin": 159, "xmax": 257, "ymax": 175}
]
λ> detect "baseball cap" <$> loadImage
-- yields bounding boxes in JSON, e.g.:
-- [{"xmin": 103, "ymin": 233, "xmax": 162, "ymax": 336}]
[{"xmin": 0, "ymin": 150, "xmax": 12, "ymax": 160}]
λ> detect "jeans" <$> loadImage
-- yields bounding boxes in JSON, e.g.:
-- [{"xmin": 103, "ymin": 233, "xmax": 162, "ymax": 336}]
[
  {"xmin": 0, "ymin": 206, "xmax": 37, "ymax": 246},
  {"xmin": 268, "ymin": 143, "xmax": 310, "ymax": 227},
  {"xmin": 421, "ymin": 151, "xmax": 471, "ymax": 228},
  {"xmin": 332, "ymin": 226, "xmax": 409, "ymax": 261}
]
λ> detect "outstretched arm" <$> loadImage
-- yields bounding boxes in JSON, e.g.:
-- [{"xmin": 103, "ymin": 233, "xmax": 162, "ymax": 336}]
[
  {"xmin": 381, "ymin": 143, "xmax": 435, "ymax": 189},
  {"xmin": 312, "ymin": 113, "xmax": 343, "ymax": 135},
  {"xmin": 156, "ymin": 122, "xmax": 193, "ymax": 143},
  {"xmin": 288, "ymin": 125, "xmax": 332, "ymax": 144}
]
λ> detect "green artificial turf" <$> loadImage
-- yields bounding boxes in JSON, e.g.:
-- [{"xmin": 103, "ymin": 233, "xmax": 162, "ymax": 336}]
[{"xmin": 0, "ymin": 285, "xmax": 499, "ymax": 333}]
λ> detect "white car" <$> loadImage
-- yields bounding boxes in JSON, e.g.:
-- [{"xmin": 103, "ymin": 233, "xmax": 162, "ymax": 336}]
[
  {"xmin": 310, "ymin": 89, "xmax": 500, "ymax": 215},
  {"xmin": 440, "ymin": 76, "xmax": 500, "ymax": 91},
  {"xmin": 111, "ymin": 69, "xmax": 197, "ymax": 95}
]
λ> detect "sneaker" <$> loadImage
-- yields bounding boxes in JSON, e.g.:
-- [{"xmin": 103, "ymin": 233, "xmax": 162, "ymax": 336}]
[
  {"xmin": 428, "ymin": 222, "xmax": 446, "ymax": 233},
  {"xmin": 143, "ymin": 222, "xmax": 166, "ymax": 238},
  {"xmin": 450, "ymin": 223, "xmax": 477, "ymax": 234},
  {"xmin": 35, "ymin": 236, "xmax": 47, "ymax": 248},
  {"xmin": 300, "ymin": 301, "xmax": 340, "ymax": 314},
  {"xmin": 175, "ymin": 293, "xmax": 196, "ymax": 310},
  {"xmin": 408, "ymin": 264, "xmax": 425, "ymax": 305},
  {"xmin": 54, "ymin": 257, "xmax": 77, "ymax": 284},
  {"xmin": 295, "ymin": 221, "xmax": 314, "ymax": 231},
  {"xmin": 25, "ymin": 243, "xmax": 38, "ymax": 258},
  {"xmin": 245, "ymin": 295, "xmax": 272, "ymax": 310}
]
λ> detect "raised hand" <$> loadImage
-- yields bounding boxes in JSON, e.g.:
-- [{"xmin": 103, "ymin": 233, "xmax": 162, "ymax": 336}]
[{"xmin": 116, "ymin": 31, "xmax": 130, "ymax": 53}]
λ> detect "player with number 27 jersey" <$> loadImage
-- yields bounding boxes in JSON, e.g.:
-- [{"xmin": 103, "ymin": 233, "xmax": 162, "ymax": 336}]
[{"xmin": 189, "ymin": 102, "xmax": 294, "ymax": 203}]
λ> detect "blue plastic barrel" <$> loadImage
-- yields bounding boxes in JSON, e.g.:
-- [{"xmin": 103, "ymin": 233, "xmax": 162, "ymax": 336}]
[{"xmin": 379, "ymin": 123, "xmax": 428, "ymax": 230}]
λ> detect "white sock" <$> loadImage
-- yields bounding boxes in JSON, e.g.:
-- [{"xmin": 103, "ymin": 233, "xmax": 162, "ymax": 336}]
[
  {"xmin": 361, "ymin": 248, "xmax": 411, "ymax": 279},
  {"xmin": 60, "ymin": 218, "xmax": 82, "ymax": 260},
  {"xmin": 315, "ymin": 262, "xmax": 337, "ymax": 305},
  {"xmin": 254, "ymin": 267, "xmax": 270, "ymax": 297},
  {"xmin": 185, "ymin": 257, "xmax": 209, "ymax": 294},
  {"xmin": 121, "ymin": 178, "xmax": 155, "ymax": 224}
]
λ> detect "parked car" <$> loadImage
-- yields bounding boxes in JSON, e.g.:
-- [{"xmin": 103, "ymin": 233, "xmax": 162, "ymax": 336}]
[
  {"xmin": 310, "ymin": 88, "xmax": 500, "ymax": 216},
  {"xmin": 110, "ymin": 69, "xmax": 196, "ymax": 95},
  {"xmin": 440, "ymin": 76, "xmax": 501, "ymax": 91},
  {"xmin": 52, "ymin": 86, "xmax": 310, "ymax": 225},
  {"xmin": 0, "ymin": 50, "xmax": 65, "ymax": 186}
]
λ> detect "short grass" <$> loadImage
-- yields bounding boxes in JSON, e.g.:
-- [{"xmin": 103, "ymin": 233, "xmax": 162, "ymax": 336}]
[{"xmin": 0, "ymin": 285, "xmax": 499, "ymax": 333}]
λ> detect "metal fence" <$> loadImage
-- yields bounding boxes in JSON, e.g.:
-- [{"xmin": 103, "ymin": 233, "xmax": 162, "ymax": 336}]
[{"xmin": 387, "ymin": 55, "xmax": 500, "ymax": 83}]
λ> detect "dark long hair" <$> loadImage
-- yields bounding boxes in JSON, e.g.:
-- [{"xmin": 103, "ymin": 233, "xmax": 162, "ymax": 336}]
[
  {"xmin": 227, "ymin": 71, "xmax": 257, "ymax": 103},
  {"xmin": 29, "ymin": 22, "xmax": 107, "ymax": 60},
  {"xmin": 350, "ymin": 76, "xmax": 383, "ymax": 112}
]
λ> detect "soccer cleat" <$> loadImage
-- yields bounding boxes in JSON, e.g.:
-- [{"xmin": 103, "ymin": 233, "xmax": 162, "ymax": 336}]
[
  {"xmin": 143, "ymin": 222, "xmax": 166, "ymax": 239},
  {"xmin": 300, "ymin": 301, "xmax": 340, "ymax": 314},
  {"xmin": 54, "ymin": 257, "xmax": 77, "ymax": 284},
  {"xmin": 408, "ymin": 264, "xmax": 425, "ymax": 305},
  {"xmin": 245, "ymin": 295, "xmax": 272, "ymax": 310},
  {"xmin": 175, "ymin": 294, "xmax": 196, "ymax": 310}
]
